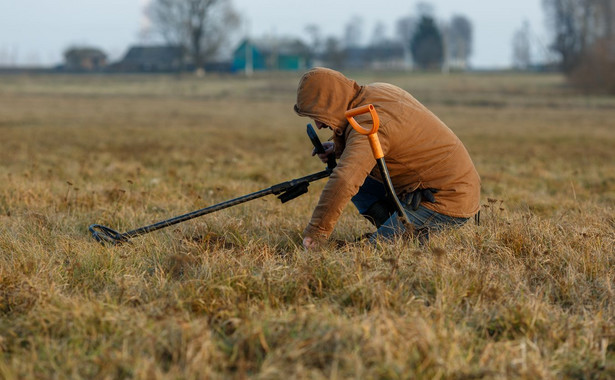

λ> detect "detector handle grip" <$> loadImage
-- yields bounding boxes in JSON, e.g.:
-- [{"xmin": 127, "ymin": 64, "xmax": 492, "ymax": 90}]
[{"xmin": 307, "ymin": 123, "xmax": 336, "ymax": 170}]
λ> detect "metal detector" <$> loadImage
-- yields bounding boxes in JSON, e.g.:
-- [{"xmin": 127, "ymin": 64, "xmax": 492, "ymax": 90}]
[{"xmin": 88, "ymin": 124, "xmax": 335, "ymax": 245}]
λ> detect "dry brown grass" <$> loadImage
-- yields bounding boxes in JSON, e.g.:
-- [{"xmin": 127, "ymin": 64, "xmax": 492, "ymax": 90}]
[{"xmin": 0, "ymin": 71, "xmax": 614, "ymax": 379}]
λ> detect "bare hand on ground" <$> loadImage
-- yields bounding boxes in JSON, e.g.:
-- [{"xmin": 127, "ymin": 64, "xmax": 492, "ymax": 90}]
[{"xmin": 303, "ymin": 236, "xmax": 318, "ymax": 250}]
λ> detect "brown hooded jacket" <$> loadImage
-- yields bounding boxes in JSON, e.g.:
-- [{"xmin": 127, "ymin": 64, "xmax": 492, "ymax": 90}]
[{"xmin": 294, "ymin": 68, "xmax": 480, "ymax": 240}]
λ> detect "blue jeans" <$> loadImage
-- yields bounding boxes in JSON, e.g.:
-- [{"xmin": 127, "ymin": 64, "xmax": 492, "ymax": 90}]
[{"xmin": 351, "ymin": 176, "xmax": 469, "ymax": 241}]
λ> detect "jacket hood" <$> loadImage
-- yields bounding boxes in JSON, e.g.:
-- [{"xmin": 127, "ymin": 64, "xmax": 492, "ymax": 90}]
[{"xmin": 294, "ymin": 67, "xmax": 363, "ymax": 131}]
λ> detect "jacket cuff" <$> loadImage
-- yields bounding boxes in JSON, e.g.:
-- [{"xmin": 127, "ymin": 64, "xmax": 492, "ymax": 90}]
[{"xmin": 302, "ymin": 223, "xmax": 331, "ymax": 241}]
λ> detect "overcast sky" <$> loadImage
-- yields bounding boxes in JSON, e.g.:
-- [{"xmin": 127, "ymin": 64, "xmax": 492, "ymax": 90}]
[{"xmin": 0, "ymin": 0, "xmax": 549, "ymax": 68}]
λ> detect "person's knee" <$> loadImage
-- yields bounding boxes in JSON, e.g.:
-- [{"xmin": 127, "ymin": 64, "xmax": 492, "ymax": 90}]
[{"xmin": 361, "ymin": 199, "xmax": 395, "ymax": 228}]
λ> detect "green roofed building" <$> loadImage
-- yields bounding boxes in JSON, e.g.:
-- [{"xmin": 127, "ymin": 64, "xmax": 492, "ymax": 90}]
[{"xmin": 232, "ymin": 38, "xmax": 311, "ymax": 73}]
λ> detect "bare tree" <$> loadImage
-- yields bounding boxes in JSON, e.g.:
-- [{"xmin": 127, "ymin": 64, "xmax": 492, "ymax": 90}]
[
  {"xmin": 344, "ymin": 15, "xmax": 364, "ymax": 48},
  {"xmin": 543, "ymin": 0, "xmax": 615, "ymax": 92},
  {"xmin": 568, "ymin": 0, "xmax": 615, "ymax": 92},
  {"xmin": 447, "ymin": 15, "xmax": 473, "ymax": 69},
  {"xmin": 145, "ymin": 0, "xmax": 239, "ymax": 70},
  {"xmin": 416, "ymin": 1, "xmax": 435, "ymax": 18},
  {"xmin": 396, "ymin": 16, "xmax": 417, "ymax": 68},
  {"xmin": 542, "ymin": 0, "xmax": 614, "ymax": 72},
  {"xmin": 370, "ymin": 22, "xmax": 388, "ymax": 46},
  {"xmin": 512, "ymin": 20, "xmax": 532, "ymax": 69},
  {"xmin": 305, "ymin": 24, "xmax": 323, "ymax": 55},
  {"xmin": 542, "ymin": 0, "xmax": 585, "ymax": 72},
  {"xmin": 396, "ymin": 16, "xmax": 417, "ymax": 44},
  {"xmin": 323, "ymin": 36, "xmax": 345, "ymax": 69}
]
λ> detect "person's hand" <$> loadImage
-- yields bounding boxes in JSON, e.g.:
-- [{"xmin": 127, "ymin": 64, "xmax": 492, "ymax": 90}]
[
  {"xmin": 311, "ymin": 141, "xmax": 335, "ymax": 163},
  {"xmin": 408, "ymin": 188, "xmax": 438, "ymax": 210},
  {"xmin": 303, "ymin": 236, "xmax": 319, "ymax": 250}
]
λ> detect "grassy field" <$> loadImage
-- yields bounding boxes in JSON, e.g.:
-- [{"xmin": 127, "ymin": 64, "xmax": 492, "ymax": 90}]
[{"xmin": 0, "ymin": 71, "xmax": 614, "ymax": 379}]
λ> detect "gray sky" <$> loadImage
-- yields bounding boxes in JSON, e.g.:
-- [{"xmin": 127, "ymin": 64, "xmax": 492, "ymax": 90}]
[{"xmin": 0, "ymin": 0, "xmax": 549, "ymax": 68}]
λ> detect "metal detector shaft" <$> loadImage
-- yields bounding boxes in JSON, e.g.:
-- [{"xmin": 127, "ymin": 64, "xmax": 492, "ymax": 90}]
[
  {"xmin": 89, "ymin": 169, "xmax": 330, "ymax": 244},
  {"xmin": 126, "ymin": 170, "xmax": 329, "ymax": 238},
  {"xmin": 90, "ymin": 189, "xmax": 273, "ymax": 243}
]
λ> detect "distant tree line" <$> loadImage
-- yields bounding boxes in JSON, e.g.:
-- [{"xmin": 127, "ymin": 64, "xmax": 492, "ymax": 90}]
[
  {"xmin": 142, "ymin": 0, "xmax": 474, "ymax": 72},
  {"xmin": 302, "ymin": 5, "xmax": 474, "ymax": 71},
  {"xmin": 53, "ymin": 0, "xmax": 615, "ymax": 95},
  {"xmin": 543, "ymin": 0, "xmax": 615, "ymax": 93}
]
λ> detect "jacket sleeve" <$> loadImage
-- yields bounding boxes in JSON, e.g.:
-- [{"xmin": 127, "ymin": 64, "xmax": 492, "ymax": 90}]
[{"xmin": 303, "ymin": 129, "xmax": 379, "ymax": 240}]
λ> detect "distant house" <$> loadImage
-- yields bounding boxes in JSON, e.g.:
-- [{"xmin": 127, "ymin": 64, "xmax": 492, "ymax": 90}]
[
  {"xmin": 64, "ymin": 47, "xmax": 107, "ymax": 71},
  {"xmin": 363, "ymin": 41, "xmax": 409, "ymax": 70},
  {"xmin": 113, "ymin": 45, "xmax": 185, "ymax": 72},
  {"xmin": 231, "ymin": 38, "xmax": 311, "ymax": 73},
  {"xmin": 333, "ymin": 42, "xmax": 408, "ymax": 70},
  {"xmin": 317, "ymin": 41, "xmax": 409, "ymax": 71}
]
